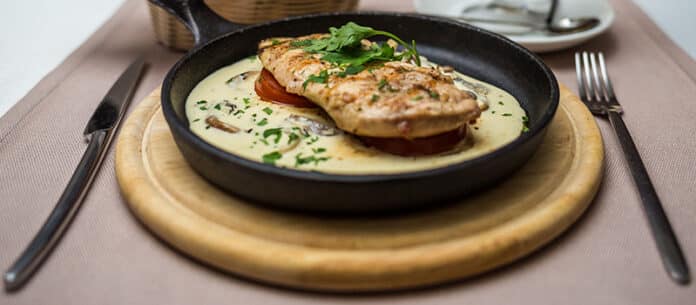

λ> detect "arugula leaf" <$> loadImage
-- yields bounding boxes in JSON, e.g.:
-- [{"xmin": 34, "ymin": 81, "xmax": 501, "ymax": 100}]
[{"xmin": 301, "ymin": 22, "xmax": 421, "ymax": 66}]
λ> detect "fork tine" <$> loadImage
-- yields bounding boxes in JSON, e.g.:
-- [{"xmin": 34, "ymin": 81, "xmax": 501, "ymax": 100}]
[
  {"xmin": 589, "ymin": 52, "xmax": 606, "ymax": 101},
  {"xmin": 582, "ymin": 52, "xmax": 595, "ymax": 101},
  {"xmin": 574, "ymin": 52, "xmax": 588, "ymax": 101},
  {"xmin": 598, "ymin": 52, "xmax": 616, "ymax": 100}
]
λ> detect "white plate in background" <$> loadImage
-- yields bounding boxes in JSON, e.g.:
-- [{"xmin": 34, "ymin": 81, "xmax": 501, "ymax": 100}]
[{"xmin": 413, "ymin": 0, "xmax": 615, "ymax": 52}]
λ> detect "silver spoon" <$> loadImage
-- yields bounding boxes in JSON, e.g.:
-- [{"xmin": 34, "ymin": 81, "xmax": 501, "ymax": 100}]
[{"xmin": 456, "ymin": 16, "xmax": 600, "ymax": 35}]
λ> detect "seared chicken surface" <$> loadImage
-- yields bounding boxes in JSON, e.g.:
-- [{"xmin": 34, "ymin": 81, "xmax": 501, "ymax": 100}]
[{"xmin": 258, "ymin": 35, "xmax": 480, "ymax": 138}]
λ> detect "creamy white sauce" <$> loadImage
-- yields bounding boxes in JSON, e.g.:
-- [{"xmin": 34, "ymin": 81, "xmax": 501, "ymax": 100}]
[{"xmin": 185, "ymin": 56, "xmax": 527, "ymax": 175}]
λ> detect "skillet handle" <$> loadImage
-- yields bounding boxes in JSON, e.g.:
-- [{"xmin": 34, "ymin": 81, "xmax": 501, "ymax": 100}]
[{"xmin": 148, "ymin": 0, "xmax": 245, "ymax": 46}]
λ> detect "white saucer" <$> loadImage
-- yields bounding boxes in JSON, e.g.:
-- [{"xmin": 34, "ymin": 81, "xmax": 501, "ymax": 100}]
[{"xmin": 413, "ymin": 0, "xmax": 615, "ymax": 53}]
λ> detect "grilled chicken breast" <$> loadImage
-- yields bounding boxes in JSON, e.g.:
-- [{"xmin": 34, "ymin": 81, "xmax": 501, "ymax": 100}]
[{"xmin": 258, "ymin": 35, "xmax": 480, "ymax": 138}]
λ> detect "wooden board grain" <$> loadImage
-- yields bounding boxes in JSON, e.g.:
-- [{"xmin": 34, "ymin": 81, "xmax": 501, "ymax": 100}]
[{"xmin": 115, "ymin": 85, "xmax": 604, "ymax": 292}]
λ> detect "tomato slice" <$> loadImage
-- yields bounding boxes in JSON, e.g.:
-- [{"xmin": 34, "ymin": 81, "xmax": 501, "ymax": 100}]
[
  {"xmin": 255, "ymin": 69, "xmax": 317, "ymax": 108},
  {"xmin": 359, "ymin": 127, "xmax": 467, "ymax": 156}
]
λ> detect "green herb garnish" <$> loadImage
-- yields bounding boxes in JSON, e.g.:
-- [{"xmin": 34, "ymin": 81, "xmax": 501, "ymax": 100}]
[
  {"xmin": 371, "ymin": 94, "xmax": 380, "ymax": 102},
  {"xmin": 262, "ymin": 151, "xmax": 282, "ymax": 165},
  {"xmin": 257, "ymin": 118, "xmax": 268, "ymax": 126},
  {"xmin": 263, "ymin": 128, "xmax": 283, "ymax": 144},
  {"xmin": 336, "ymin": 64, "xmax": 365, "ymax": 77},
  {"xmin": 287, "ymin": 132, "xmax": 300, "ymax": 144},
  {"xmin": 233, "ymin": 110, "xmax": 244, "ymax": 115},
  {"xmin": 303, "ymin": 70, "xmax": 329, "ymax": 90},
  {"xmin": 214, "ymin": 104, "xmax": 222, "ymax": 110},
  {"xmin": 196, "ymin": 100, "xmax": 207, "ymax": 105},
  {"xmin": 502, "ymin": 113, "xmax": 512, "ymax": 117},
  {"xmin": 312, "ymin": 147, "xmax": 326, "ymax": 154},
  {"xmin": 262, "ymin": 107, "xmax": 273, "ymax": 115},
  {"xmin": 199, "ymin": 106, "xmax": 208, "ymax": 111},
  {"xmin": 429, "ymin": 91, "xmax": 439, "ymax": 99},
  {"xmin": 377, "ymin": 79, "xmax": 388, "ymax": 90},
  {"xmin": 290, "ymin": 39, "xmax": 313, "ymax": 47},
  {"xmin": 247, "ymin": 55, "xmax": 256, "ymax": 62},
  {"xmin": 192, "ymin": 118, "xmax": 200, "ymax": 122},
  {"xmin": 295, "ymin": 153, "xmax": 330, "ymax": 166},
  {"xmin": 411, "ymin": 95, "xmax": 423, "ymax": 101},
  {"xmin": 271, "ymin": 39, "xmax": 280, "ymax": 45},
  {"xmin": 301, "ymin": 22, "xmax": 421, "ymax": 66},
  {"xmin": 306, "ymin": 136, "xmax": 319, "ymax": 145}
]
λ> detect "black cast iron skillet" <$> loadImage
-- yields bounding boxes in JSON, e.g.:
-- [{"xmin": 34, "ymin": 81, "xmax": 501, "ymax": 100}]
[{"xmin": 151, "ymin": 0, "xmax": 559, "ymax": 213}]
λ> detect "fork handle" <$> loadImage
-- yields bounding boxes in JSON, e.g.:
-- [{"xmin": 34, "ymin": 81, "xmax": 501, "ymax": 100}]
[{"xmin": 607, "ymin": 111, "xmax": 690, "ymax": 284}]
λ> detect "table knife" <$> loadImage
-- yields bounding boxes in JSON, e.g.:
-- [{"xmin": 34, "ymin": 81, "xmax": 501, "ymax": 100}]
[{"xmin": 4, "ymin": 58, "xmax": 146, "ymax": 291}]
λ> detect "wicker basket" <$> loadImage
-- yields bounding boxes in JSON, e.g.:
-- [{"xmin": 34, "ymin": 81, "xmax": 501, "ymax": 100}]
[{"xmin": 148, "ymin": 0, "xmax": 359, "ymax": 50}]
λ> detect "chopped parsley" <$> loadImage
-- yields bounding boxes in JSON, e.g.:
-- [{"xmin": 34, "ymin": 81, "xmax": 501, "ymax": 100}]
[
  {"xmin": 243, "ymin": 97, "xmax": 251, "ymax": 105},
  {"xmin": 411, "ymin": 95, "xmax": 423, "ymax": 101},
  {"xmin": 306, "ymin": 136, "xmax": 320, "ymax": 145},
  {"xmin": 502, "ymin": 113, "xmax": 512, "ymax": 117},
  {"xmin": 233, "ymin": 110, "xmax": 244, "ymax": 115},
  {"xmin": 199, "ymin": 106, "xmax": 208, "ymax": 111},
  {"xmin": 196, "ymin": 100, "xmax": 207, "ymax": 105},
  {"xmin": 371, "ymin": 94, "xmax": 380, "ymax": 102},
  {"xmin": 271, "ymin": 39, "xmax": 280, "ymax": 45},
  {"xmin": 312, "ymin": 147, "xmax": 326, "ymax": 154},
  {"xmin": 429, "ymin": 91, "xmax": 440, "ymax": 99},
  {"xmin": 521, "ymin": 115, "xmax": 530, "ymax": 133},
  {"xmin": 498, "ymin": 101, "xmax": 505, "ymax": 105},
  {"xmin": 290, "ymin": 39, "xmax": 313, "ymax": 47},
  {"xmin": 303, "ymin": 70, "xmax": 329, "ymax": 90},
  {"xmin": 262, "ymin": 151, "xmax": 282, "ymax": 165},
  {"xmin": 377, "ymin": 79, "xmax": 388, "ymax": 90},
  {"xmin": 295, "ymin": 153, "xmax": 330, "ymax": 167},
  {"xmin": 262, "ymin": 107, "xmax": 273, "ymax": 115},
  {"xmin": 287, "ymin": 132, "xmax": 300, "ymax": 144},
  {"xmin": 263, "ymin": 128, "xmax": 282, "ymax": 144},
  {"xmin": 247, "ymin": 55, "xmax": 256, "ymax": 62},
  {"xmin": 213, "ymin": 103, "xmax": 222, "ymax": 110},
  {"xmin": 192, "ymin": 118, "xmax": 200, "ymax": 122},
  {"xmin": 257, "ymin": 118, "xmax": 268, "ymax": 126}
]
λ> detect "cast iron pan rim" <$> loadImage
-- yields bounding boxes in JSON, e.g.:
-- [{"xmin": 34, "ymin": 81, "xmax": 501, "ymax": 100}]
[{"xmin": 161, "ymin": 11, "xmax": 559, "ymax": 183}]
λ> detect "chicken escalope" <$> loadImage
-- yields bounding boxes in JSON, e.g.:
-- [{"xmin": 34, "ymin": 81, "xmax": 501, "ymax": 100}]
[{"xmin": 258, "ymin": 35, "xmax": 480, "ymax": 139}]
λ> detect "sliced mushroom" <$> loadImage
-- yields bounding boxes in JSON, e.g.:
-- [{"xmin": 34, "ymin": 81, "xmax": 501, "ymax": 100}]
[
  {"xmin": 225, "ymin": 71, "xmax": 260, "ymax": 88},
  {"xmin": 285, "ymin": 114, "xmax": 340, "ymax": 136},
  {"xmin": 205, "ymin": 115, "xmax": 240, "ymax": 133}
]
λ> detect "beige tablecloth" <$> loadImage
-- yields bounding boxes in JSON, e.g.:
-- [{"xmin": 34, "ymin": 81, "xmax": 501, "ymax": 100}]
[{"xmin": 2, "ymin": 0, "xmax": 695, "ymax": 304}]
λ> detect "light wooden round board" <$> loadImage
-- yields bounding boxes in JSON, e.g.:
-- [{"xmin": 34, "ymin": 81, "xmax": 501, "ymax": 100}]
[{"xmin": 115, "ymin": 85, "xmax": 604, "ymax": 292}]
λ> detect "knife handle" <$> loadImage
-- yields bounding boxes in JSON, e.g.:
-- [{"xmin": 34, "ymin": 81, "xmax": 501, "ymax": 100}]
[{"xmin": 4, "ymin": 129, "xmax": 109, "ymax": 291}]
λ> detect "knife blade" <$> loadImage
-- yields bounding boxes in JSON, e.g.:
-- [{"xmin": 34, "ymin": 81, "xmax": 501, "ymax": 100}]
[{"xmin": 3, "ymin": 58, "xmax": 146, "ymax": 292}]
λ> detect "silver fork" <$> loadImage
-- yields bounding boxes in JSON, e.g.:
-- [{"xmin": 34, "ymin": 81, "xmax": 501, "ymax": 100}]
[{"xmin": 575, "ymin": 51, "xmax": 690, "ymax": 284}]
